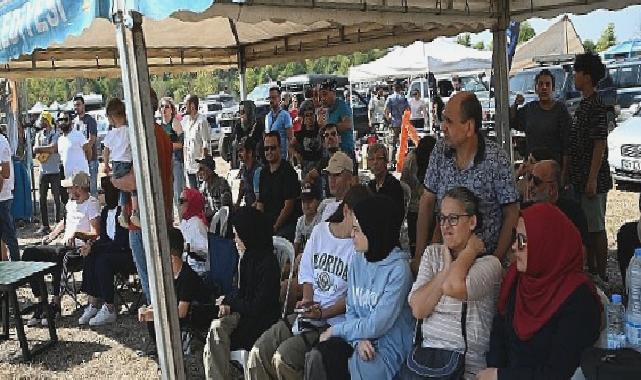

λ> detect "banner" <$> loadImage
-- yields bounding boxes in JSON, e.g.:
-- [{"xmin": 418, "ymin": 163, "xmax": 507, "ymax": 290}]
[{"xmin": 506, "ymin": 21, "xmax": 520, "ymax": 69}]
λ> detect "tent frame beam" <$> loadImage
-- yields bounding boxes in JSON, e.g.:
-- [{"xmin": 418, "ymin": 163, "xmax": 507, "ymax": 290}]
[{"xmin": 492, "ymin": 0, "xmax": 513, "ymax": 162}]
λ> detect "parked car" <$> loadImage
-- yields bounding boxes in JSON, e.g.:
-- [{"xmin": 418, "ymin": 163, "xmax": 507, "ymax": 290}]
[
  {"xmin": 609, "ymin": 109, "xmax": 641, "ymax": 192},
  {"xmin": 607, "ymin": 58, "xmax": 641, "ymax": 122}
]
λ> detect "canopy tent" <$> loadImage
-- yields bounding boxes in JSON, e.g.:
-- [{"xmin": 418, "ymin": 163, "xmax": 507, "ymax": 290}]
[
  {"xmin": 510, "ymin": 15, "xmax": 584, "ymax": 73},
  {"xmin": 27, "ymin": 101, "xmax": 47, "ymax": 114},
  {"xmin": 348, "ymin": 39, "xmax": 492, "ymax": 82}
]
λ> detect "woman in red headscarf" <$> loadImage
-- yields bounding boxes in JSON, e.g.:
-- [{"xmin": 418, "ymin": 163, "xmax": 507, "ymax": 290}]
[
  {"xmin": 478, "ymin": 203, "xmax": 602, "ymax": 380},
  {"xmin": 179, "ymin": 187, "xmax": 209, "ymax": 277}
]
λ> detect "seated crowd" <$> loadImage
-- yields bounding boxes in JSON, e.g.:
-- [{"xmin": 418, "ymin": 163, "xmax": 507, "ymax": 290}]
[{"xmin": 12, "ymin": 63, "xmax": 613, "ymax": 380}]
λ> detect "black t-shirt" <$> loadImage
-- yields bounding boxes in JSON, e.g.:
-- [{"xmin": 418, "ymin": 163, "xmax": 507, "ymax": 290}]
[
  {"xmin": 556, "ymin": 197, "xmax": 589, "ymax": 248},
  {"xmin": 174, "ymin": 263, "xmax": 206, "ymax": 304},
  {"xmin": 295, "ymin": 128, "xmax": 322, "ymax": 162},
  {"xmin": 258, "ymin": 160, "xmax": 301, "ymax": 227}
]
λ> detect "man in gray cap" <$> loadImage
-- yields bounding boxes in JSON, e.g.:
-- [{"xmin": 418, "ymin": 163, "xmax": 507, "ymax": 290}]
[
  {"xmin": 317, "ymin": 151, "xmax": 354, "ymax": 222},
  {"xmin": 197, "ymin": 155, "xmax": 233, "ymax": 220}
]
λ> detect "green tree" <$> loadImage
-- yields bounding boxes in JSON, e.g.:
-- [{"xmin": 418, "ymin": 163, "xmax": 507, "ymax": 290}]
[
  {"xmin": 596, "ymin": 23, "xmax": 616, "ymax": 52},
  {"xmin": 583, "ymin": 39, "xmax": 597, "ymax": 53},
  {"xmin": 456, "ymin": 33, "xmax": 471, "ymax": 47},
  {"xmin": 518, "ymin": 21, "xmax": 536, "ymax": 45},
  {"xmin": 472, "ymin": 41, "xmax": 485, "ymax": 50}
]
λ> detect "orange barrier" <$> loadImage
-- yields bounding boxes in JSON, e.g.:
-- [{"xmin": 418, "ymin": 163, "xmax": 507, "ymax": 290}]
[{"xmin": 396, "ymin": 109, "xmax": 420, "ymax": 173}]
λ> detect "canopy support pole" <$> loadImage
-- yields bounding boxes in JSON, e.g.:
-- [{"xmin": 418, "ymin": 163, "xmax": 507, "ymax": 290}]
[
  {"xmin": 492, "ymin": 0, "xmax": 513, "ymax": 162},
  {"xmin": 238, "ymin": 47, "xmax": 247, "ymax": 100},
  {"xmin": 113, "ymin": 8, "xmax": 185, "ymax": 380}
]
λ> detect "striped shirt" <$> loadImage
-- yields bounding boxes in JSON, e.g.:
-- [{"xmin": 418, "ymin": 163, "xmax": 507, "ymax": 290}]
[{"xmin": 409, "ymin": 245, "xmax": 503, "ymax": 379}]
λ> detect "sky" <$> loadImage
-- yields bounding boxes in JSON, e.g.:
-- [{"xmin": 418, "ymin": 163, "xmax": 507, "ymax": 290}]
[{"xmin": 471, "ymin": 5, "xmax": 641, "ymax": 46}]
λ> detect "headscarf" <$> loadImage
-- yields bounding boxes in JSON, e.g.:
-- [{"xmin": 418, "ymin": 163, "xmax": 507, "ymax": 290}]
[
  {"xmin": 181, "ymin": 188, "xmax": 207, "ymax": 226},
  {"xmin": 353, "ymin": 195, "xmax": 402, "ymax": 262},
  {"xmin": 498, "ymin": 203, "xmax": 600, "ymax": 341},
  {"xmin": 231, "ymin": 206, "xmax": 273, "ymax": 254}
]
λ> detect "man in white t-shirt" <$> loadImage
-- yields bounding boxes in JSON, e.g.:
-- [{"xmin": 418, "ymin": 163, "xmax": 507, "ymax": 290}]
[
  {"xmin": 22, "ymin": 171, "xmax": 100, "ymax": 326},
  {"xmin": 317, "ymin": 151, "xmax": 354, "ymax": 222},
  {"xmin": 57, "ymin": 112, "xmax": 89, "ymax": 181},
  {"xmin": 409, "ymin": 89, "xmax": 427, "ymax": 130},
  {"xmin": 182, "ymin": 95, "xmax": 211, "ymax": 189},
  {"xmin": 368, "ymin": 86, "xmax": 386, "ymax": 129},
  {"xmin": 0, "ymin": 132, "xmax": 19, "ymax": 261}
]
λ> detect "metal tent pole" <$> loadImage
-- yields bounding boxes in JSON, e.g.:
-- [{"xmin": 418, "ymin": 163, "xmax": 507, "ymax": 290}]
[
  {"xmin": 492, "ymin": 0, "xmax": 513, "ymax": 163},
  {"xmin": 112, "ymin": 8, "xmax": 185, "ymax": 380}
]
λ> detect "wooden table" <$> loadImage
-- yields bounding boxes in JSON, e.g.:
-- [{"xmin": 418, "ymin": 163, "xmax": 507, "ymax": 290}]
[{"xmin": 0, "ymin": 261, "xmax": 58, "ymax": 361}]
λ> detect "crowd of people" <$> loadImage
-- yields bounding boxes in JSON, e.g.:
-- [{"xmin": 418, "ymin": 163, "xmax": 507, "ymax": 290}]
[{"xmin": 0, "ymin": 52, "xmax": 624, "ymax": 379}]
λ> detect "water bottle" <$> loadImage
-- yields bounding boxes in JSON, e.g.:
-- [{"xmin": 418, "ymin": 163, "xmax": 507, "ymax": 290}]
[
  {"xmin": 626, "ymin": 250, "xmax": 641, "ymax": 351},
  {"xmin": 607, "ymin": 294, "xmax": 626, "ymax": 349}
]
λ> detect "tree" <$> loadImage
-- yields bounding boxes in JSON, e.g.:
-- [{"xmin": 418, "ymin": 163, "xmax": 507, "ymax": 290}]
[
  {"xmin": 472, "ymin": 41, "xmax": 485, "ymax": 50},
  {"xmin": 596, "ymin": 23, "xmax": 616, "ymax": 52},
  {"xmin": 583, "ymin": 39, "xmax": 597, "ymax": 53},
  {"xmin": 456, "ymin": 33, "xmax": 471, "ymax": 47},
  {"xmin": 518, "ymin": 21, "xmax": 536, "ymax": 45}
]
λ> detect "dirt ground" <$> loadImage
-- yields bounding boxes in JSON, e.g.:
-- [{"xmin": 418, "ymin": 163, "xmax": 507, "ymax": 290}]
[{"xmin": 0, "ymin": 155, "xmax": 638, "ymax": 379}]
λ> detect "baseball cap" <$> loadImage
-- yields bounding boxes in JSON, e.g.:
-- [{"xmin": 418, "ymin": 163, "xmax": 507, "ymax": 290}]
[
  {"xmin": 324, "ymin": 151, "xmax": 353, "ymax": 174},
  {"xmin": 40, "ymin": 111, "xmax": 53, "ymax": 125},
  {"xmin": 196, "ymin": 155, "xmax": 216, "ymax": 171},
  {"xmin": 61, "ymin": 171, "xmax": 91, "ymax": 188},
  {"xmin": 301, "ymin": 183, "xmax": 321, "ymax": 200}
]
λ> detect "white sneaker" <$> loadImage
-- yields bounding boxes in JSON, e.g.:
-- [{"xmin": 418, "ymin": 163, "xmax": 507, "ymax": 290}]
[
  {"xmin": 89, "ymin": 305, "xmax": 117, "ymax": 326},
  {"xmin": 78, "ymin": 304, "xmax": 99, "ymax": 325}
]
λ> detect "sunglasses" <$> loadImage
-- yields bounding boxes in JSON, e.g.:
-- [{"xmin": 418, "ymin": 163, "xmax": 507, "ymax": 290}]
[
  {"xmin": 437, "ymin": 213, "xmax": 472, "ymax": 227},
  {"xmin": 264, "ymin": 145, "xmax": 278, "ymax": 152},
  {"xmin": 161, "ymin": 104, "xmax": 172, "ymax": 109},
  {"xmin": 178, "ymin": 198, "xmax": 187, "ymax": 204},
  {"xmin": 57, "ymin": 118, "xmax": 69, "ymax": 123},
  {"xmin": 324, "ymin": 131, "xmax": 337, "ymax": 138},
  {"xmin": 526, "ymin": 173, "xmax": 552, "ymax": 186},
  {"xmin": 511, "ymin": 229, "xmax": 528, "ymax": 250}
]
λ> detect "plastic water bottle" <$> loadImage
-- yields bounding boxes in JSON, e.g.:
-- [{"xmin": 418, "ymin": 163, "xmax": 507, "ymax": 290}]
[
  {"xmin": 626, "ymin": 250, "xmax": 641, "ymax": 351},
  {"xmin": 607, "ymin": 294, "xmax": 627, "ymax": 349}
]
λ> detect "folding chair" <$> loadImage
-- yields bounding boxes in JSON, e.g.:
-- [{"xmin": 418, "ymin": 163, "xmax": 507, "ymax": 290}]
[
  {"xmin": 230, "ymin": 236, "xmax": 296, "ymax": 376},
  {"xmin": 59, "ymin": 248, "xmax": 84, "ymax": 310},
  {"xmin": 114, "ymin": 271, "xmax": 145, "ymax": 314}
]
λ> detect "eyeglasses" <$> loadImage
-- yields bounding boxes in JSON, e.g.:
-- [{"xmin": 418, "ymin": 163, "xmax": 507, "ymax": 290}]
[
  {"xmin": 57, "ymin": 118, "xmax": 69, "ymax": 123},
  {"xmin": 324, "ymin": 131, "xmax": 337, "ymax": 138},
  {"xmin": 511, "ymin": 229, "xmax": 528, "ymax": 250},
  {"xmin": 527, "ymin": 173, "xmax": 554, "ymax": 186},
  {"xmin": 264, "ymin": 145, "xmax": 278, "ymax": 152},
  {"xmin": 437, "ymin": 213, "xmax": 472, "ymax": 227},
  {"xmin": 178, "ymin": 198, "xmax": 187, "ymax": 204},
  {"xmin": 161, "ymin": 104, "xmax": 172, "ymax": 109}
]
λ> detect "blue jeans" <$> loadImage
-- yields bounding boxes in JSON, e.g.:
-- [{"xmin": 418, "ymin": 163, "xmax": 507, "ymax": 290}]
[
  {"xmin": 0, "ymin": 199, "xmax": 20, "ymax": 261},
  {"xmin": 172, "ymin": 159, "xmax": 185, "ymax": 213},
  {"xmin": 89, "ymin": 160, "xmax": 99, "ymax": 196},
  {"xmin": 129, "ymin": 230, "xmax": 150, "ymax": 303}
]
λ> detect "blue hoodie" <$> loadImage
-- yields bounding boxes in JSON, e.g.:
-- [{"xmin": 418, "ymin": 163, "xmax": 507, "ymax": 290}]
[{"xmin": 331, "ymin": 247, "xmax": 414, "ymax": 380}]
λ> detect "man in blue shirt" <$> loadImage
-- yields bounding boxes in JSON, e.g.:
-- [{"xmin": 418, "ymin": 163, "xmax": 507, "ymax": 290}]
[
  {"xmin": 320, "ymin": 80, "xmax": 354, "ymax": 157},
  {"xmin": 265, "ymin": 86, "xmax": 293, "ymax": 160},
  {"xmin": 384, "ymin": 82, "xmax": 409, "ymax": 163}
]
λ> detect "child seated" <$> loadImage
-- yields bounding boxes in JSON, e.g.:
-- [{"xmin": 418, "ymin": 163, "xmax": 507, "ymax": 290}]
[{"xmin": 102, "ymin": 98, "xmax": 139, "ymax": 227}]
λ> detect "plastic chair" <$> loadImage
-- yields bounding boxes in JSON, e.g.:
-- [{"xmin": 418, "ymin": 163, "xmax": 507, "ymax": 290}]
[
  {"xmin": 210, "ymin": 206, "xmax": 230, "ymax": 235},
  {"xmin": 230, "ymin": 236, "xmax": 296, "ymax": 377}
]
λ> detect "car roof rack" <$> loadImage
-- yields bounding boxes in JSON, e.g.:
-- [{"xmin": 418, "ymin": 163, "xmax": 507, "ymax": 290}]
[{"xmin": 532, "ymin": 54, "xmax": 576, "ymax": 66}]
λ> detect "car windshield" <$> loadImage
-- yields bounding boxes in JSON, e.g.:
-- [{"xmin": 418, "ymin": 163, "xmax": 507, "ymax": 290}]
[
  {"xmin": 248, "ymin": 85, "xmax": 270, "ymax": 102},
  {"xmin": 611, "ymin": 64, "xmax": 641, "ymax": 88},
  {"xmin": 509, "ymin": 68, "xmax": 565, "ymax": 95},
  {"xmin": 459, "ymin": 77, "xmax": 488, "ymax": 93}
]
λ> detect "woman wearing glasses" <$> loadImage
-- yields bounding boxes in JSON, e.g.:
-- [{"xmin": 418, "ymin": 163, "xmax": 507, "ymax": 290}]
[
  {"xmin": 403, "ymin": 187, "xmax": 503, "ymax": 379},
  {"xmin": 478, "ymin": 203, "xmax": 601, "ymax": 380}
]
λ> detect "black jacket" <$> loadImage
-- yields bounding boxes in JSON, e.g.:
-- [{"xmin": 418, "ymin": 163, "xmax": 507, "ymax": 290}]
[
  {"xmin": 222, "ymin": 247, "xmax": 281, "ymax": 350},
  {"xmin": 487, "ymin": 283, "xmax": 601, "ymax": 380}
]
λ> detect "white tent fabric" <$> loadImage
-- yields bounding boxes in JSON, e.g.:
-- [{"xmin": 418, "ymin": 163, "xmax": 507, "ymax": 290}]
[{"xmin": 349, "ymin": 39, "xmax": 492, "ymax": 82}]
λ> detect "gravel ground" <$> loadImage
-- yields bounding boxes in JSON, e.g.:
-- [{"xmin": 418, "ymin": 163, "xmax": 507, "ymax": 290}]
[{"xmin": 0, "ymin": 155, "xmax": 638, "ymax": 378}]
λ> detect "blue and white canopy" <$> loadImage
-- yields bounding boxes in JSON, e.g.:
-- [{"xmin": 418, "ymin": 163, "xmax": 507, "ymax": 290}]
[{"xmin": 0, "ymin": 0, "xmax": 214, "ymax": 63}]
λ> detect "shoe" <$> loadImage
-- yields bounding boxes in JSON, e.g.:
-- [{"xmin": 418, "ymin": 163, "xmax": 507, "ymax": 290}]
[
  {"xmin": 89, "ymin": 305, "xmax": 117, "ymax": 326},
  {"xmin": 118, "ymin": 213, "xmax": 129, "ymax": 228},
  {"xmin": 130, "ymin": 210, "xmax": 141, "ymax": 227},
  {"xmin": 27, "ymin": 305, "xmax": 43, "ymax": 327},
  {"xmin": 36, "ymin": 226, "xmax": 51, "ymax": 235},
  {"xmin": 78, "ymin": 304, "xmax": 99, "ymax": 325}
]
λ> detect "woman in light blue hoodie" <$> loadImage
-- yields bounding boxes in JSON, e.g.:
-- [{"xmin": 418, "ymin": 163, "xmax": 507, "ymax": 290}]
[{"xmin": 306, "ymin": 195, "xmax": 414, "ymax": 380}]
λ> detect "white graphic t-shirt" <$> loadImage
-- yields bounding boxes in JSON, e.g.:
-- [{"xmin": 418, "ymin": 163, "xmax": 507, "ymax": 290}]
[{"xmin": 298, "ymin": 221, "xmax": 355, "ymax": 326}]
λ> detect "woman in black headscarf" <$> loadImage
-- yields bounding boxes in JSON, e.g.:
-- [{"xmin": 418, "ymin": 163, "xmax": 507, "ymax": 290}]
[
  {"xmin": 203, "ymin": 206, "xmax": 281, "ymax": 380},
  {"xmin": 309, "ymin": 195, "xmax": 414, "ymax": 380}
]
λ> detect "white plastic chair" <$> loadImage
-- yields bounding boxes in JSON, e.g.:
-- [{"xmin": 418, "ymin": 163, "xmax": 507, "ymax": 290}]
[
  {"xmin": 210, "ymin": 206, "xmax": 230, "ymax": 235},
  {"xmin": 230, "ymin": 236, "xmax": 296, "ymax": 377}
]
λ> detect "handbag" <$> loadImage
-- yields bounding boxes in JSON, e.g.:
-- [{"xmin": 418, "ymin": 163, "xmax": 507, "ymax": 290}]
[
  {"xmin": 206, "ymin": 232, "xmax": 239, "ymax": 296},
  {"xmin": 580, "ymin": 347, "xmax": 641, "ymax": 380},
  {"xmin": 398, "ymin": 302, "xmax": 468, "ymax": 380}
]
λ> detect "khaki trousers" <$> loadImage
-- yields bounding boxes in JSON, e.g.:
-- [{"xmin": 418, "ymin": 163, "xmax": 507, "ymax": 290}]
[{"xmin": 203, "ymin": 312, "xmax": 240, "ymax": 380}]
